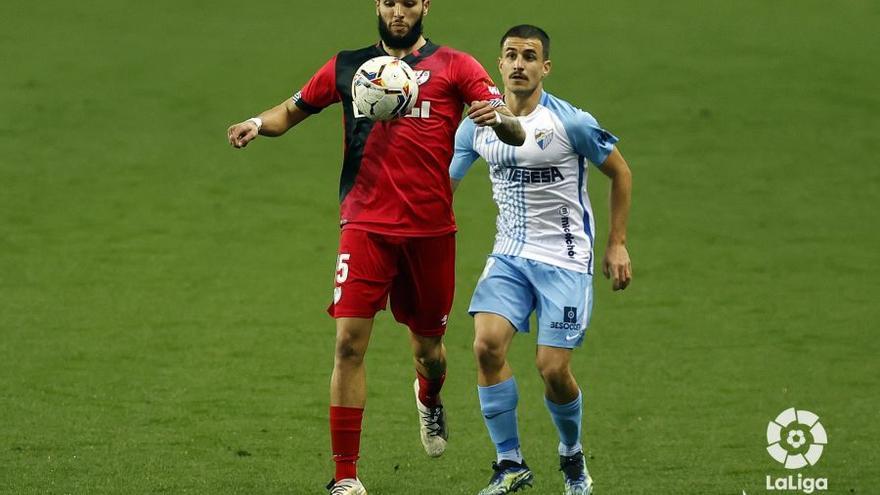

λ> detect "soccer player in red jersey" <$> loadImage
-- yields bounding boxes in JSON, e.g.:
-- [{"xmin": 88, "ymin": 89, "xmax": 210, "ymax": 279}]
[{"xmin": 226, "ymin": 1, "xmax": 524, "ymax": 493}]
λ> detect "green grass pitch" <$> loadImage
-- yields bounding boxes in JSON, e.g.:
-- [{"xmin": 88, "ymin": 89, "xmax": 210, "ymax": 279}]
[{"xmin": 1, "ymin": 1, "xmax": 878, "ymax": 493}]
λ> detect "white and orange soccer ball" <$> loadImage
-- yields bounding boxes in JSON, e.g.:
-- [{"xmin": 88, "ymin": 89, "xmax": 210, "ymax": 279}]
[{"xmin": 351, "ymin": 56, "xmax": 418, "ymax": 121}]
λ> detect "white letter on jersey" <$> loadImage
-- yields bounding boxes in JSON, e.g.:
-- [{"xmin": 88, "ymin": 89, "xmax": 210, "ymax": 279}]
[
  {"xmin": 354, "ymin": 101, "xmax": 431, "ymax": 119},
  {"xmin": 405, "ymin": 101, "xmax": 431, "ymax": 119}
]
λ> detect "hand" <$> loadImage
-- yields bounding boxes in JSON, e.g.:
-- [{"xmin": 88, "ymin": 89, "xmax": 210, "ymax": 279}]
[
  {"xmin": 467, "ymin": 101, "xmax": 501, "ymax": 128},
  {"xmin": 602, "ymin": 243, "xmax": 632, "ymax": 291},
  {"xmin": 227, "ymin": 120, "xmax": 259, "ymax": 149}
]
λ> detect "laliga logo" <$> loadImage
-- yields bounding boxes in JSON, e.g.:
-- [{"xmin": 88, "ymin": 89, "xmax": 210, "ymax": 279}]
[
  {"xmin": 766, "ymin": 408, "xmax": 826, "ymax": 468},
  {"xmin": 764, "ymin": 408, "xmax": 828, "ymax": 493}
]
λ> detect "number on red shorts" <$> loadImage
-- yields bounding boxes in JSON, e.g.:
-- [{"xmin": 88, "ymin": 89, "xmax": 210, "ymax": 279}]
[
  {"xmin": 334, "ymin": 253, "xmax": 351, "ymax": 303},
  {"xmin": 336, "ymin": 254, "xmax": 351, "ymax": 283}
]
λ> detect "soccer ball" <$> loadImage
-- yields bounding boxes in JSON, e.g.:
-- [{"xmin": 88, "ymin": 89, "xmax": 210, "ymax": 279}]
[{"xmin": 351, "ymin": 56, "xmax": 419, "ymax": 121}]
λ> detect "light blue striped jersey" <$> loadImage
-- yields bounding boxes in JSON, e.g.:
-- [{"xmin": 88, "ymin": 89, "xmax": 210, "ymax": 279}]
[{"xmin": 450, "ymin": 91, "xmax": 618, "ymax": 274}]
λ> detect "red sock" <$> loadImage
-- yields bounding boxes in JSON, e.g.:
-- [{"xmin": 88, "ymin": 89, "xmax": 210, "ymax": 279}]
[
  {"xmin": 330, "ymin": 406, "xmax": 363, "ymax": 481},
  {"xmin": 416, "ymin": 371, "xmax": 446, "ymax": 408}
]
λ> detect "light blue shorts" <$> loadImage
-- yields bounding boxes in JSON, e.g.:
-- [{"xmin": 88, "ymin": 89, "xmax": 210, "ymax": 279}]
[{"xmin": 468, "ymin": 254, "xmax": 594, "ymax": 349}]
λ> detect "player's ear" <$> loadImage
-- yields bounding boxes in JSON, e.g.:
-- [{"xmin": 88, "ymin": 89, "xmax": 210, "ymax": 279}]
[
  {"xmin": 423, "ymin": 0, "xmax": 430, "ymax": 15},
  {"xmin": 543, "ymin": 59, "xmax": 552, "ymax": 78}
]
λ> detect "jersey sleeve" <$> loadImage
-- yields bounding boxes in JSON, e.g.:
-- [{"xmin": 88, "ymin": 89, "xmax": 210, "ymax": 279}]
[
  {"xmin": 568, "ymin": 111, "xmax": 619, "ymax": 167},
  {"xmin": 293, "ymin": 55, "xmax": 340, "ymax": 114},
  {"xmin": 449, "ymin": 118, "xmax": 479, "ymax": 180},
  {"xmin": 453, "ymin": 53, "xmax": 505, "ymax": 108}
]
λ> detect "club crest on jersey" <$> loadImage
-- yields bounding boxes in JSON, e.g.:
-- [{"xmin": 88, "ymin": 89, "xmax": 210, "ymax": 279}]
[
  {"xmin": 535, "ymin": 128, "xmax": 554, "ymax": 150},
  {"xmin": 414, "ymin": 70, "xmax": 431, "ymax": 86}
]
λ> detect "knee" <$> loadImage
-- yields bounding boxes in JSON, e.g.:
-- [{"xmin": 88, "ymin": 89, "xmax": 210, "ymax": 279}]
[
  {"xmin": 473, "ymin": 338, "xmax": 505, "ymax": 372},
  {"xmin": 413, "ymin": 337, "xmax": 444, "ymax": 369},
  {"xmin": 415, "ymin": 348, "xmax": 443, "ymax": 370},
  {"xmin": 335, "ymin": 336, "xmax": 366, "ymax": 367},
  {"xmin": 536, "ymin": 359, "xmax": 570, "ymax": 387}
]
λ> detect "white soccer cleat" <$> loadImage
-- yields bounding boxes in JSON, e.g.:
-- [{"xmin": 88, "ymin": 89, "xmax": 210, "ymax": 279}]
[
  {"xmin": 560, "ymin": 452, "xmax": 593, "ymax": 495},
  {"xmin": 413, "ymin": 378, "xmax": 448, "ymax": 457},
  {"xmin": 326, "ymin": 478, "xmax": 367, "ymax": 495}
]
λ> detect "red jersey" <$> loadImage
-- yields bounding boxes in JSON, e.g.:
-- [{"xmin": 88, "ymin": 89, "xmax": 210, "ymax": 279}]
[{"xmin": 294, "ymin": 40, "xmax": 504, "ymax": 236}]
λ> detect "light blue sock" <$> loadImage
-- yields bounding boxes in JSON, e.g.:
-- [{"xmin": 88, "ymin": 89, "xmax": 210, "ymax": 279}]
[
  {"xmin": 478, "ymin": 377, "xmax": 522, "ymax": 463},
  {"xmin": 545, "ymin": 391, "xmax": 583, "ymax": 456}
]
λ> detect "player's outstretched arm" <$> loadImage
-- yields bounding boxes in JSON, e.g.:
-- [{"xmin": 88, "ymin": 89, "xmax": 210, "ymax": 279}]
[
  {"xmin": 599, "ymin": 147, "xmax": 633, "ymax": 291},
  {"xmin": 227, "ymin": 98, "xmax": 311, "ymax": 149},
  {"xmin": 467, "ymin": 101, "xmax": 526, "ymax": 146}
]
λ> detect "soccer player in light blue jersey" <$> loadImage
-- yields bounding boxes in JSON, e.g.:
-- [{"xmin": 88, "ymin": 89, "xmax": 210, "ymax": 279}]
[{"xmin": 450, "ymin": 25, "xmax": 633, "ymax": 495}]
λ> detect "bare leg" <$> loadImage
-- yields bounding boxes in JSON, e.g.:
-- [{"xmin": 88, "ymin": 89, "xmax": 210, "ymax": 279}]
[
  {"xmin": 328, "ymin": 317, "xmax": 374, "ymax": 486},
  {"xmin": 535, "ymin": 345, "xmax": 579, "ymax": 404},
  {"xmin": 473, "ymin": 313, "xmax": 517, "ymax": 386},
  {"xmin": 409, "ymin": 333, "xmax": 447, "ymax": 379},
  {"xmin": 330, "ymin": 317, "xmax": 374, "ymax": 407}
]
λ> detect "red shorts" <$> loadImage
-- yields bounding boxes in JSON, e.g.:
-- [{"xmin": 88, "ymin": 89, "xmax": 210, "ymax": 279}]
[{"xmin": 327, "ymin": 229, "xmax": 455, "ymax": 336}]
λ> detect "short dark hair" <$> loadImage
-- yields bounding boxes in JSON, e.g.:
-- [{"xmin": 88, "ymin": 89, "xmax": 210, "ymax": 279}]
[{"xmin": 500, "ymin": 24, "xmax": 550, "ymax": 59}]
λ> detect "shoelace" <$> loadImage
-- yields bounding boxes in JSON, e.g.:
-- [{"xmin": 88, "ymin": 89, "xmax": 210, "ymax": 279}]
[
  {"xmin": 488, "ymin": 461, "xmax": 506, "ymax": 483},
  {"xmin": 559, "ymin": 454, "xmax": 586, "ymax": 483},
  {"xmin": 419, "ymin": 405, "xmax": 445, "ymax": 437},
  {"xmin": 488, "ymin": 460, "xmax": 524, "ymax": 484}
]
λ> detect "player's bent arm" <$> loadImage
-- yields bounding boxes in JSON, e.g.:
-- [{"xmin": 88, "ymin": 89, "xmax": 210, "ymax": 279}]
[
  {"xmin": 467, "ymin": 102, "xmax": 525, "ymax": 146},
  {"xmin": 261, "ymin": 98, "xmax": 311, "ymax": 136},
  {"xmin": 227, "ymin": 99, "xmax": 311, "ymax": 149},
  {"xmin": 492, "ymin": 106, "xmax": 526, "ymax": 146},
  {"xmin": 599, "ymin": 147, "xmax": 633, "ymax": 290}
]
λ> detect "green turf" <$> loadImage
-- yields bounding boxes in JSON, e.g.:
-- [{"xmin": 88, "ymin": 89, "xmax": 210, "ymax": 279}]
[{"xmin": 1, "ymin": 1, "xmax": 878, "ymax": 493}]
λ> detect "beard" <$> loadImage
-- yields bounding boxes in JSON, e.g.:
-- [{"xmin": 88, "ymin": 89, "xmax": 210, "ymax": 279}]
[{"xmin": 378, "ymin": 14, "xmax": 424, "ymax": 49}]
